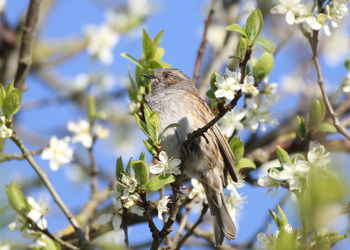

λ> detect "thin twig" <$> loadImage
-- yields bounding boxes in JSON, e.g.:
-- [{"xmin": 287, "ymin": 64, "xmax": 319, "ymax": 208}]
[
  {"xmin": 0, "ymin": 146, "xmax": 45, "ymax": 162},
  {"xmin": 139, "ymin": 192, "xmax": 160, "ymax": 240},
  {"xmin": 186, "ymin": 47, "xmax": 252, "ymax": 146},
  {"xmin": 193, "ymin": 0, "xmax": 218, "ymax": 84},
  {"xmin": 173, "ymin": 198, "xmax": 197, "ymax": 243},
  {"xmin": 14, "ymin": 0, "xmax": 41, "ymax": 91},
  {"xmin": 10, "ymin": 134, "xmax": 90, "ymax": 247},
  {"xmin": 88, "ymin": 139, "xmax": 98, "ymax": 196},
  {"xmin": 176, "ymin": 203, "xmax": 209, "ymax": 249},
  {"xmin": 302, "ymin": 28, "xmax": 350, "ymax": 140}
]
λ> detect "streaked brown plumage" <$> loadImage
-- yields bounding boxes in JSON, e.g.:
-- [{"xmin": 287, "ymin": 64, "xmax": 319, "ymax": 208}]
[{"xmin": 146, "ymin": 68, "xmax": 237, "ymax": 246}]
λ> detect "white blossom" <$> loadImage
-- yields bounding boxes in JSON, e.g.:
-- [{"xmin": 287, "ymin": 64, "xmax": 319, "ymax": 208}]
[
  {"xmin": 307, "ymin": 141, "xmax": 330, "ymax": 168},
  {"xmin": 157, "ymin": 196, "xmax": 170, "ymax": 220},
  {"xmin": 128, "ymin": 101, "xmax": 141, "ymax": 114},
  {"xmin": 305, "ymin": 14, "xmax": 331, "ymax": 36},
  {"xmin": 241, "ymin": 75, "xmax": 259, "ymax": 96},
  {"xmin": 71, "ymin": 73, "xmax": 90, "ymax": 92},
  {"xmin": 0, "ymin": 244, "xmax": 10, "ymax": 250},
  {"xmin": 245, "ymin": 98, "xmax": 272, "ymax": 131},
  {"xmin": 41, "ymin": 136, "xmax": 73, "ymax": 171},
  {"xmin": 219, "ymin": 109, "xmax": 247, "ymax": 138},
  {"xmin": 27, "ymin": 197, "xmax": 49, "ymax": 230},
  {"xmin": 67, "ymin": 120, "xmax": 93, "ymax": 148},
  {"xmin": 149, "ymin": 151, "xmax": 181, "ymax": 176},
  {"xmin": 226, "ymin": 176, "xmax": 245, "ymax": 221},
  {"xmin": 257, "ymin": 224, "xmax": 278, "ymax": 248},
  {"xmin": 93, "ymin": 124, "xmax": 109, "ymax": 139},
  {"xmin": 270, "ymin": 0, "xmax": 305, "ymax": 25},
  {"xmin": 188, "ymin": 179, "xmax": 207, "ymax": 203},
  {"xmin": 97, "ymin": 198, "xmax": 122, "ymax": 231},
  {"xmin": 214, "ymin": 69, "xmax": 242, "ymax": 100},
  {"xmin": 84, "ymin": 24, "xmax": 119, "ymax": 65},
  {"xmin": 0, "ymin": 116, "xmax": 12, "ymax": 138}
]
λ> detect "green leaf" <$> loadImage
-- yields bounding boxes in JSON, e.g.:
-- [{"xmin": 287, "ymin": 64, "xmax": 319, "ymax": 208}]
[
  {"xmin": 132, "ymin": 160, "xmax": 149, "ymax": 187},
  {"xmin": 149, "ymin": 59, "xmax": 164, "ymax": 69},
  {"xmin": 120, "ymin": 52, "xmax": 144, "ymax": 69},
  {"xmin": 5, "ymin": 81, "xmax": 14, "ymax": 94},
  {"xmin": 252, "ymin": 52, "xmax": 274, "ymax": 82},
  {"xmin": 244, "ymin": 9, "xmax": 263, "ymax": 44},
  {"xmin": 116, "ymin": 156, "xmax": 124, "ymax": 180},
  {"xmin": 276, "ymin": 146, "xmax": 291, "ymax": 165},
  {"xmin": 3, "ymin": 89, "xmax": 22, "ymax": 118},
  {"xmin": 315, "ymin": 122, "xmax": 337, "ymax": 133},
  {"xmin": 6, "ymin": 183, "xmax": 30, "ymax": 215},
  {"xmin": 154, "ymin": 48, "xmax": 165, "ymax": 60},
  {"xmin": 143, "ymin": 139, "xmax": 157, "ymax": 155},
  {"xmin": 226, "ymin": 23, "xmax": 247, "ymax": 37},
  {"xmin": 236, "ymin": 157, "xmax": 256, "ymax": 170},
  {"xmin": 277, "ymin": 205, "xmax": 289, "ymax": 226},
  {"xmin": 309, "ymin": 99, "xmax": 326, "ymax": 126},
  {"xmin": 125, "ymin": 157, "xmax": 132, "ymax": 174},
  {"xmin": 139, "ymin": 152, "xmax": 146, "ymax": 162},
  {"xmin": 142, "ymin": 29, "xmax": 155, "ymax": 59},
  {"xmin": 88, "ymin": 95, "xmax": 95, "ymax": 121},
  {"xmin": 159, "ymin": 123, "xmax": 180, "ymax": 139},
  {"xmin": 134, "ymin": 114, "xmax": 151, "ymax": 138},
  {"xmin": 144, "ymin": 106, "xmax": 160, "ymax": 141},
  {"xmin": 345, "ymin": 59, "xmax": 350, "ymax": 71},
  {"xmin": 146, "ymin": 174, "xmax": 176, "ymax": 191},
  {"xmin": 229, "ymin": 137, "xmax": 244, "ymax": 162},
  {"xmin": 158, "ymin": 60, "xmax": 171, "ymax": 68},
  {"xmin": 40, "ymin": 236, "xmax": 62, "ymax": 250},
  {"xmin": 237, "ymin": 37, "xmax": 248, "ymax": 60},
  {"xmin": 256, "ymin": 38, "xmax": 275, "ymax": 53},
  {"xmin": 153, "ymin": 30, "xmax": 165, "ymax": 48},
  {"xmin": 296, "ymin": 116, "xmax": 308, "ymax": 140},
  {"xmin": 0, "ymin": 85, "xmax": 6, "ymax": 107}
]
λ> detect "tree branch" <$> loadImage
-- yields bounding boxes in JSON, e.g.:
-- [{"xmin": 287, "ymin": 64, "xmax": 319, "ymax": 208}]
[
  {"xmin": 14, "ymin": 0, "xmax": 41, "ymax": 91},
  {"xmin": 10, "ymin": 134, "xmax": 90, "ymax": 247},
  {"xmin": 193, "ymin": 0, "xmax": 218, "ymax": 84}
]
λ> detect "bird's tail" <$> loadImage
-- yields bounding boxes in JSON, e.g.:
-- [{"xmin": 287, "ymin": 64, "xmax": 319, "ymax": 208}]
[{"xmin": 204, "ymin": 186, "xmax": 236, "ymax": 246}]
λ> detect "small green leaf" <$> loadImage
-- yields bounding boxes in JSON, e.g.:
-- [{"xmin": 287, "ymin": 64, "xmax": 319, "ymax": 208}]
[
  {"xmin": 153, "ymin": 30, "xmax": 165, "ymax": 48},
  {"xmin": 256, "ymin": 38, "xmax": 275, "ymax": 53},
  {"xmin": 116, "ymin": 156, "xmax": 124, "ymax": 180},
  {"xmin": 244, "ymin": 9, "xmax": 263, "ymax": 44},
  {"xmin": 315, "ymin": 122, "xmax": 337, "ymax": 133},
  {"xmin": 309, "ymin": 99, "xmax": 326, "ymax": 126},
  {"xmin": 345, "ymin": 59, "xmax": 350, "ymax": 71},
  {"xmin": 226, "ymin": 23, "xmax": 247, "ymax": 37},
  {"xmin": 132, "ymin": 160, "xmax": 149, "ymax": 187},
  {"xmin": 236, "ymin": 157, "xmax": 256, "ymax": 170},
  {"xmin": 159, "ymin": 123, "xmax": 180, "ymax": 139},
  {"xmin": 158, "ymin": 60, "xmax": 171, "ymax": 68},
  {"xmin": 139, "ymin": 152, "xmax": 146, "ymax": 162},
  {"xmin": 120, "ymin": 52, "xmax": 144, "ymax": 69},
  {"xmin": 5, "ymin": 81, "xmax": 14, "ymax": 94},
  {"xmin": 149, "ymin": 59, "xmax": 164, "ymax": 69},
  {"xmin": 0, "ymin": 85, "xmax": 6, "ymax": 107},
  {"xmin": 269, "ymin": 209, "xmax": 280, "ymax": 226},
  {"xmin": 296, "ymin": 116, "xmax": 308, "ymax": 140},
  {"xmin": 276, "ymin": 146, "xmax": 291, "ymax": 165},
  {"xmin": 146, "ymin": 174, "xmax": 176, "ymax": 191},
  {"xmin": 125, "ymin": 157, "xmax": 133, "ymax": 174},
  {"xmin": 40, "ymin": 236, "xmax": 62, "ymax": 250},
  {"xmin": 143, "ymin": 139, "xmax": 157, "ymax": 155},
  {"xmin": 237, "ymin": 37, "xmax": 248, "ymax": 60},
  {"xmin": 6, "ymin": 183, "xmax": 30, "ymax": 215},
  {"xmin": 134, "ymin": 114, "xmax": 151, "ymax": 138},
  {"xmin": 253, "ymin": 52, "xmax": 274, "ymax": 82},
  {"xmin": 3, "ymin": 89, "xmax": 22, "ymax": 118},
  {"xmin": 154, "ymin": 48, "xmax": 165, "ymax": 60},
  {"xmin": 88, "ymin": 95, "xmax": 95, "ymax": 121},
  {"xmin": 277, "ymin": 205, "xmax": 289, "ymax": 226},
  {"xmin": 229, "ymin": 137, "xmax": 244, "ymax": 162},
  {"xmin": 142, "ymin": 29, "xmax": 155, "ymax": 59}
]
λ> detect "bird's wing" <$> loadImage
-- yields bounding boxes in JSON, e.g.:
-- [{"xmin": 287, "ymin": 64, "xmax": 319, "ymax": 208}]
[{"xmin": 185, "ymin": 90, "xmax": 238, "ymax": 182}]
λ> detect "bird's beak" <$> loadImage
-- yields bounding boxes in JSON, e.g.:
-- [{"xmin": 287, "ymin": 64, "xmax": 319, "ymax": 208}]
[{"xmin": 141, "ymin": 73, "xmax": 156, "ymax": 79}]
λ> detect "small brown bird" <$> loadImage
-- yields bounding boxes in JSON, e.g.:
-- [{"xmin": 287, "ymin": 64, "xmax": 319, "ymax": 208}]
[{"xmin": 145, "ymin": 68, "xmax": 237, "ymax": 246}]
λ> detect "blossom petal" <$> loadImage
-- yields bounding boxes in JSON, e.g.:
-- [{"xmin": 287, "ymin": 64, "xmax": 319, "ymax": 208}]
[
  {"xmin": 97, "ymin": 213, "xmax": 113, "ymax": 224},
  {"xmin": 150, "ymin": 164, "xmax": 164, "ymax": 174},
  {"xmin": 158, "ymin": 151, "xmax": 168, "ymax": 163},
  {"xmin": 112, "ymin": 215, "xmax": 122, "ymax": 230}
]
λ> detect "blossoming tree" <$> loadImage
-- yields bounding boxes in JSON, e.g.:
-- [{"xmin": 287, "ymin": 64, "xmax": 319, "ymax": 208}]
[{"xmin": 1, "ymin": 0, "xmax": 350, "ymax": 249}]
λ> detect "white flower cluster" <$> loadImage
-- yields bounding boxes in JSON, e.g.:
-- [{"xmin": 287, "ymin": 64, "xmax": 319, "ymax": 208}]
[
  {"xmin": 219, "ymin": 81, "xmax": 278, "ymax": 137},
  {"xmin": 258, "ymin": 141, "xmax": 331, "ymax": 192},
  {"xmin": 271, "ymin": 0, "xmax": 350, "ymax": 36},
  {"xmin": 0, "ymin": 116, "xmax": 12, "ymax": 139},
  {"xmin": 149, "ymin": 151, "xmax": 182, "ymax": 176},
  {"xmin": 41, "ymin": 119, "xmax": 109, "ymax": 171},
  {"xmin": 97, "ymin": 174, "xmax": 143, "ymax": 230},
  {"xmin": 84, "ymin": 0, "xmax": 152, "ymax": 64},
  {"xmin": 8, "ymin": 197, "xmax": 49, "ymax": 239},
  {"xmin": 214, "ymin": 68, "xmax": 259, "ymax": 101},
  {"xmin": 257, "ymin": 224, "xmax": 294, "ymax": 249}
]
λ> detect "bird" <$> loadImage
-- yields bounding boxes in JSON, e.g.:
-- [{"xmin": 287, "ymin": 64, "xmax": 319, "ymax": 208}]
[{"xmin": 144, "ymin": 68, "xmax": 238, "ymax": 246}]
